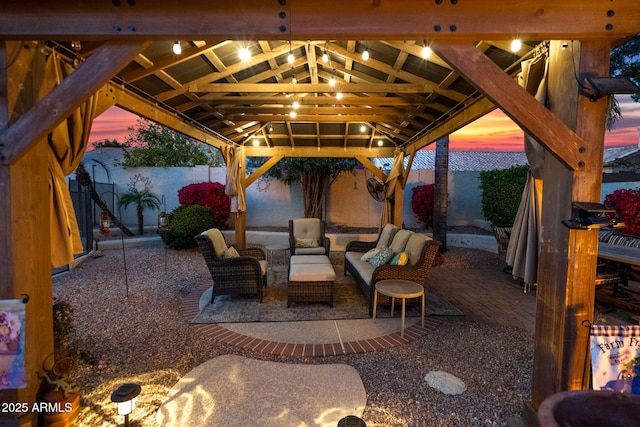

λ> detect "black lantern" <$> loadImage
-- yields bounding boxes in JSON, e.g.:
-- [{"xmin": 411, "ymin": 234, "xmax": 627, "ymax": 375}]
[
  {"xmin": 157, "ymin": 212, "xmax": 169, "ymax": 232},
  {"xmin": 111, "ymin": 383, "xmax": 141, "ymax": 427}
]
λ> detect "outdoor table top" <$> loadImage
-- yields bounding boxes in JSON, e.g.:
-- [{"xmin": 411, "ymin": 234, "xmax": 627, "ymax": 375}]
[
  {"xmin": 375, "ymin": 279, "xmax": 424, "ymax": 299},
  {"xmin": 598, "ymin": 242, "xmax": 640, "ymax": 267}
]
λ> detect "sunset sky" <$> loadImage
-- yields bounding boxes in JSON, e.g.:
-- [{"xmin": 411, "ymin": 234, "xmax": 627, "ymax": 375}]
[{"xmin": 89, "ymin": 95, "xmax": 640, "ymax": 152}]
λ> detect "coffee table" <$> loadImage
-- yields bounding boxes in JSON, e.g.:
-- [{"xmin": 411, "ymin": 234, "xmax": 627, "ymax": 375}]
[{"xmin": 373, "ymin": 279, "xmax": 424, "ymax": 337}]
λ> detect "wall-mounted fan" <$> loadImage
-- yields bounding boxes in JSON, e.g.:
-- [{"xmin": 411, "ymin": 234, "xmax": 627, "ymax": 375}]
[{"xmin": 366, "ymin": 177, "xmax": 387, "ymax": 202}]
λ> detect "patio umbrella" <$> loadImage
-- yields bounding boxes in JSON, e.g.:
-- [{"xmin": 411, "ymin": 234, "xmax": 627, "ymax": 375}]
[
  {"xmin": 381, "ymin": 150, "xmax": 405, "ymax": 227},
  {"xmin": 506, "ymin": 52, "xmax": 548, "ymax": 288},
  {"xmin": 46, "ymin": 52, "xmax": 96, "ymax": 268},
  {"xmin": 223, "ymin": 146, "xmax": 246, "ymax": 212}
]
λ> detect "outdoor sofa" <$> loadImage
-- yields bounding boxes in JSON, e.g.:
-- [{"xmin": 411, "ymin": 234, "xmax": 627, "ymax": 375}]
[{"xmin": 344, "ymin": 223, "xmax": 441, "ymax": 315}]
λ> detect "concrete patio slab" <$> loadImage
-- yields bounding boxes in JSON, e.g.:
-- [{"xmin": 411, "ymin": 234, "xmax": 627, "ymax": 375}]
[{"xmin": 156, "ymin": 355, "xmax": 366, "ymax": 427}]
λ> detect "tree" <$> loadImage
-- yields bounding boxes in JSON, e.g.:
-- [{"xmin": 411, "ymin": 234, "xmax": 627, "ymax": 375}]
[
  {"xmin": 121, "ymin": 118, "xmax": 224, "ymax": 167},
  {"xmin": 433, "ymin": 136, "xmax": 449, "ymax": 251},
  {"xmin": 607, "ymin": 34, "xmax": 640, "ymax": 130},
  {"xmin": 249, "ymin": 157, "xmax": 359, "ymax": 219},
  {"xmin": 91, "ymin": 138, "xmax": 129, "ymax": 149},
  {"xmin": 119, "ymin": 174, "xmax": 161, "ymax": 235}
]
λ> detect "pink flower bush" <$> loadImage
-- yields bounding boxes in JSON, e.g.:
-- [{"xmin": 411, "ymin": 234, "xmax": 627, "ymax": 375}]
[
  {"xmin": 604, "ymin": 188, "xmax": 640, "ymax": 236},
  {"xmin": 178, "ymin": 182, "xmax": 231, "ymax": 228}
]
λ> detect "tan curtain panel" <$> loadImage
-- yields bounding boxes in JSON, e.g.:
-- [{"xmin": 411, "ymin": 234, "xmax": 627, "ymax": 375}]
[
  {"xmin": 46, "ymin": 53, "xmax": 95, "ymax": 267},
  {"xmin": 222, "ymin": 146, "xmax": 246, "ymax": 212},
  {"xmin": 381, "ymin": 150, "xmax": 405, "ymax": 228}
]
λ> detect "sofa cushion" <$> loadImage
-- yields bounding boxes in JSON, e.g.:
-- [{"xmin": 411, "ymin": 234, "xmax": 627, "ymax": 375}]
[
  {"xmin": 221, "ymin": 246, "xmax": 240, "ymax": 258},
  {"xmin": 368, "ymin": 247, "xmax": 395, "ymax": 267},
  {"xmin": 360, "ymin": 247, "xmax": 381, "ymax": 261},
  {"xmin": 345, "ymin": 254, "xmax": 375, "ymax": 286},
  {"xmin": 376, "ymin": 223, "xmax": 399, "ymax": 248},
  {"xmin": 292, "ymin": 218, "xmax": 322, "ymax": 240},
  {"xmin": 405, "ymin": 234, "xmax": 432, "ymax": 266},
  {"xmin": 389, "ymin": 229, "xmax": 414, "ymax": 254}
]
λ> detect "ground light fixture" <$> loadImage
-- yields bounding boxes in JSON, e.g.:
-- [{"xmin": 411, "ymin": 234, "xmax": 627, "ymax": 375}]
[
  {"xmin": 111, "ymin": 383, "xmax": 141, "ymax": 427},
  {"xmin": 337, "ymin": 415, "xmax": 367, "ymax": 426},
  {"xmin": 157, "ymin": 195, "xmax": 169, "ymax": 232}
]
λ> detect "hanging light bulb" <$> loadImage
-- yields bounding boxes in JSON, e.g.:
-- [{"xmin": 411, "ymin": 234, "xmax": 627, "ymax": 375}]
[
  {"xmin": 289, "ymin": 110, "xmax": 297, "ymax": 118},
  {"xmin": 362, "ymin": 46, "xmax": 369, "ymax": 61},
  {"xmin": 360, "ymin": 125, "xmax": 367, "ymax": 133},
  {"xmin": 288, "ymin": 51, "xmax": 294, "ymax": 64},
  {"xmin": 336, "ymin": 92, "xmax": 343, "ymax": 100},
  {"xmin": 292, "ymin": 73, "xmax": 297, "ymax": 84},
  {"xmin": 329, "ymin": 72, "xmax": 336, "ymax": 87},
  {"xmin": 377, "ymin": 139, "xmax": 384, "ymax": 146},
  {"xmin": 510, "ymin": 39, "xmax": 522, "ymax": 52},
  {"xmin": 422, "ymin": 41, "xmax": 432, "ymax": 59},
  {"xmin": 238, "ymin": 46, "xmax": 251, "ymax": 61},
  {"xmin": 322, "ymin": 50, "xmax": 329, "ymax": 63},
  {"xmin": 172, "ymin": 41, "xmax": 182, "ymax": 55},
  {"xmin": 252, "ymin": 138, "xmax": 260, "ymax": 146},
  {"xmin": 292, "ymin": 100, "xmax": 300, "ymax": 109}
]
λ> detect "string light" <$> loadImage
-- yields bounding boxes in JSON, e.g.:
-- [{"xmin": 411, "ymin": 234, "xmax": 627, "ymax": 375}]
[
  {"xmin": 510, "ymin": 39, "xmax": 522, "ymax": 52},
  {"xmin": 362, "ymin": 45, "xmax": 369, "ymax": 61},
  {"xmin": 329, "ymin": 73, "xmax": 336, "ymax": 87},
  {"xmin": 287, "ymin": 41, "xmax": 294, "ymax": 64},
  {"xmin": 422, "ymin": 41, "xmax": 432, "ymax": 59},
  {"xmin": 336, "ymin": 92, "xmax": 343, "ymax": 100},
  {"xmin": 238, "ymin": 46, "xmax": 251, "ymax": 61},
  {"xmin": 360, "ymin": 125, "xmax": 367, "ymax": 133},
  {"xmin": 322, "ymin": 50, "xmax": 329, "ymax": 63},
  {"xmin": 292, "ymin": 73, "xmax": 297, "ymax": 84},
  {"xmin": 172, "ymin": 41, "xmax": 182, "ymax": 55},
  {"xmin": 252, "ymin": 138, "xmax": 260, "ymax": 146},
  {"xmin": 292, "ymin": 100, "xmax": 300, "ymax": 109},
  {"xmin": 377, "ymin": 139, "xmax": 384, "ymax": 146},
  {"xmin": 289, "ymin": 110, "xmax": 297, "ymax": 118}
]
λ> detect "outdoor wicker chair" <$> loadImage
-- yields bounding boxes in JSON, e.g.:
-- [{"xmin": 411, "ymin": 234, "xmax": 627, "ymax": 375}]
[
  {"xmin": 289, "ymin": 218, "xmax": 331, "ymax": 256},
  {"xmin": 195, "ymin": 228, "xmax": 267, "ymax": 303}
]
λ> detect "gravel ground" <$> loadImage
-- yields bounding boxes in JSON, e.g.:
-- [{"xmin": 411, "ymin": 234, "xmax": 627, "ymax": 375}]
[{"xmin": 53, "ymin": 242, "xmax": 533, "ymax": 427}]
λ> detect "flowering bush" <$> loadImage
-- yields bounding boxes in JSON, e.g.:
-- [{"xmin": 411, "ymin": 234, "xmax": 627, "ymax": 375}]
[
  {"xmin": 604, "ymin": 188, "xmax": 640, "ymax": 236},
  {"xmin": 53, "ymin": 298, "xmax": 74, "ymax": 355},
  {"xmin": 178, "ymin": 182, "xmax": 231, "ymax": 228},
  {"xmin": 411, "ymin": 184, "xmax": 435, "ymax": 228}
]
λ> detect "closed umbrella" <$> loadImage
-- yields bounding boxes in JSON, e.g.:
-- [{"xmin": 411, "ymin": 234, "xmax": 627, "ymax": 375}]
[
  {"xmin": 381, "ymin": 150, "xmax": 405, "ymax": 227},
  {"xmin": 223, "ymin": 146, "xmax": 246, "ymax": 212}
]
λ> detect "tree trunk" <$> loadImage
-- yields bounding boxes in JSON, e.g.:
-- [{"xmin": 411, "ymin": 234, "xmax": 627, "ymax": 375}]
[
  {"xmin": 75, "ymin": 163, "xmax": 134, "ymax": 236},
  {"xmin": 136, "ymin": 203, "xmax": 144, "ymax": 235},
  {"xmin": 433, "ymin": 136, "xmax": 449, "ymax": 251},
  {"xmin": 301, "ymin": 171, "xmax": 328, "ymax": 219}
]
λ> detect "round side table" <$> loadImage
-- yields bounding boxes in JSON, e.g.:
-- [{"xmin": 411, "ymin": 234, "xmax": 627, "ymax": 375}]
[
  {"xmin": 373, "ymin": 279, "xmax": 424, "ymax": 337},
  {"xmin": 265, "ymin": 244, "xmax": 289, "ymax": 266}
]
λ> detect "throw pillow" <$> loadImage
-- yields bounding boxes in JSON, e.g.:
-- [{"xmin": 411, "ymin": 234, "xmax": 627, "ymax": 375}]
[
  {"xmin": 221, "ymin": 246, "xmax": 240, "ymax": 258},
  {"xmin": 390, "ymin": 252, "xmax": 408, "ymax": 266},
  {"xmin": 295, "ymin": 237, "xmax": 319, "ymax": 248},
  {"xmin": 360, "ymin": 247, "xmax": 381, "ymax": 261},
  {"xmin": 368, "ymin": 247, "xmax": 395, "ymax": 267}
]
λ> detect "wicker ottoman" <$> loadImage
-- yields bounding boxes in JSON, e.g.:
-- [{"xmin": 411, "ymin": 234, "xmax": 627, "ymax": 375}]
[{"xmin": 288, "ymin": 255, "xmax": 336, "ymax": 307}]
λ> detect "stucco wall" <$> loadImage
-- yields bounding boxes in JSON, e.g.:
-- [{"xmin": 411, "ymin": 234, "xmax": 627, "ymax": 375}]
[{"xmin": 84, "ymin": 161, "xmax": 639, "ymax": 231}]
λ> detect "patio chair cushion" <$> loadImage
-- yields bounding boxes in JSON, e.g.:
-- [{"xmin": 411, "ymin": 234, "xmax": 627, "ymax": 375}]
[
  {"xmin": 405, "ymin": 234, "xmax": 432, "ymax": 266},
  {"xmin": 295, "ymin": 237, "xmax": 320, "ymax": 248},
  {"xmin": 376, "ymin": 223, "xmax": 399, "ymax": 248},
  {"xmin": 390, "ymin": 252, "xmax": 408, "ymax": 266},
  {"xmin": 222, "ymin": 247, "xmax": 240, "ymax": 258},
  {"xmin": 202, "ymin": 228, "xmax": 228, "ymax": 257},
  {"xmin": 389, "ymin": 229, "xmax": 414, "ymax": 254},
  {"xmin": 292, "ymin": 218, "xmax": 322, "ymax": 240}
]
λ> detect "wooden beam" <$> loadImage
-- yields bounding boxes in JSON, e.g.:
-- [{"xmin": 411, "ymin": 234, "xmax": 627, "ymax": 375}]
[
  {"xmin": 355, "ymin": 155, "xmax": 387, "ymax": 182},
  {"xmin": 1, "ymin": 1, "xmax": 637, "ymax": 41},
  {"xmin": 432, "ymin": 41, "xmax": 587, "ymax": 170},
  {"xmin": 244, "ymin": 146, "xmax": 395, "ymax": 158},
  {"xmin": 191, "ymin": 83, "xmax": 434, "ymax": 94},
  {"xmin": 98, "ymin": 81, "xmax": 231, "ymax": 150},
  {"xmin": 197, "ymin": 95, "xmax": 421, "ymax": 106},
  {"xmin": 0, "ymin": 40, "xmax": 149, "ymax": 165},
  {"xmin": 245, "ymin": 154, "xmax": 283, "ymax": 187}
]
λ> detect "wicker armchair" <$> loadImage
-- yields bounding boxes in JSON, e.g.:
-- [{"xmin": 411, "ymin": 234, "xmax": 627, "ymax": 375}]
[
  {"xmin": 195, "ymin": 228, "xmax": 267, "ymax": 303},
  {"xmin": 289, "ymin": 218, "xmax": 331, "ymax": 256}
]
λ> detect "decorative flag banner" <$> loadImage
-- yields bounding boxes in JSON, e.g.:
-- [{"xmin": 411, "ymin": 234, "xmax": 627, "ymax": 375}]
[
  {"xmin": 590, "ymin": 325, "xmax": 640, "ymax": 394},
  {"xmin": 0, "ymin": 299, "xmax": 26, "ymax": 389}
]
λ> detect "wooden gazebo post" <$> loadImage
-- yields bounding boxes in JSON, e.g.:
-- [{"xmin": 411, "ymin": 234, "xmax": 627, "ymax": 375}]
[{"xmin": 525, "ymin": 39, "xmax": 610, "ymax": 421}]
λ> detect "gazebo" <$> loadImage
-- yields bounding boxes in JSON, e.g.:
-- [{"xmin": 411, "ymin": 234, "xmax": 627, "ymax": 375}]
[{"xmin": 1, "ymin": 2, "xmax": 638, "ymax": 425}]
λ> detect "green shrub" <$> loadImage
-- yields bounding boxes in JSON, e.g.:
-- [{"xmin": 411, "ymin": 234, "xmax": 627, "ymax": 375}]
[
  {"xmin": 160, "ymin": 205, "xmax": 215, "ymax": 249},
  {"xmin": 478, "ymin": 165, "xmax": 529, "ymax": 225}
]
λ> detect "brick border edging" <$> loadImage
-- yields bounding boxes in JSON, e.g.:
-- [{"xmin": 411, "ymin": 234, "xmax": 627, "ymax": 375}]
[{"xmin": 183, "ymin": 283, "xmax": 442, "ymax": 357}]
